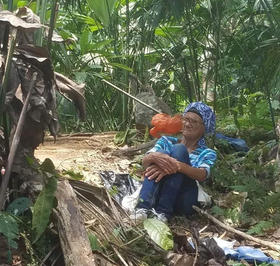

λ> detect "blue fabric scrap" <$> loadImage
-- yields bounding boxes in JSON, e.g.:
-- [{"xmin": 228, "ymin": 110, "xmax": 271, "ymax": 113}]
[
  {"xmin": 225, "ymin": 246, "xmax": 280, "ymax": 264},
  {"xmin": 215, "ymin": 133, "xmax": 249, "ymax": 152}
]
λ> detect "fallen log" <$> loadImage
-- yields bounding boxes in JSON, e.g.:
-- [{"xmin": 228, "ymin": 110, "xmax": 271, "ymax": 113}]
[
  {"xmin": 193, "ymin": 205, "xmax": 280, "ymax": 252},
  {"xmin": 54, "ymin": 179, "xmax": 96, "ymax": 266},
  {"xmin": 112, "ymin": 139, "xmax": 157, "ymax": 156}
]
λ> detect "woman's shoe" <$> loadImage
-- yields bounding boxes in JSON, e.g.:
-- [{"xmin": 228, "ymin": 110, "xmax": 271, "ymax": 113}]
[
  {"xmin": 151, "ymin": 208, "xmax": 168, "ymax": 223},
  {"xmin": 129, "ymin": 208, "xmax": 149, "ymax": 222}
]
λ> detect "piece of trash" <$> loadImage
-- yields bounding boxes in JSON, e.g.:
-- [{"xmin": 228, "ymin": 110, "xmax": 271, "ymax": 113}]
[
  {"xmin": 99, "ymin": 171, "xmax": 142, "ymax": 205},
  {"xmin": 224, "ymin": 246, "xmax": 279, "ymax": 264}
]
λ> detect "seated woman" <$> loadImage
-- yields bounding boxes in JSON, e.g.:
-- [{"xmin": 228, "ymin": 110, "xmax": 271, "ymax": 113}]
[{"xmin": 130, "ymin": 102, "xmax": 217, "ymax": 223}]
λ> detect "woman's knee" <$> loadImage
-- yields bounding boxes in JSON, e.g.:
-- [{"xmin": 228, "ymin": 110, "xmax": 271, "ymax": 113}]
[
  {"xmin": 157, "ymin": 149, "xmax": 169, "ymax": 155},
  {"xmin": 170, "ymin": 144, "xmax": 190, "ymax": 163}
]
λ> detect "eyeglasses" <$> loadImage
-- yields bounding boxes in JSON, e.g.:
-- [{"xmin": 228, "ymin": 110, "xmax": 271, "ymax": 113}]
[{"xmin": 182, "ymin": 117, "xmax": 203, "ymax": 126}]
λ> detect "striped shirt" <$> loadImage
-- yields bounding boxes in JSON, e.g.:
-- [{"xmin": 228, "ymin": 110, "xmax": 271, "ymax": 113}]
[{"xmin": 148, "ymin": 136, "xmax": 217, "ymax": 178}]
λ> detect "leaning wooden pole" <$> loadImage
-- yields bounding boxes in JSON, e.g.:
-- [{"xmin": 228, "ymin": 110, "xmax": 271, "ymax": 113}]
[
  {"xmin": 0, "ymin": 73, "xmax": 37, "ymax": 210},
  {"xmin": 102, "ymin": 79, "xmax": 161, "ymax": 114},
  {"xmin": 0, "ymin": 27, "xmax": 17, "ymax": 115}
]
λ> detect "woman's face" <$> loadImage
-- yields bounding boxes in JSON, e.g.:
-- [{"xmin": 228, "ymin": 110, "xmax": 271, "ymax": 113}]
[{"xmin": 182, "ymin": 112, "xmax": 205, "ymax": 139}]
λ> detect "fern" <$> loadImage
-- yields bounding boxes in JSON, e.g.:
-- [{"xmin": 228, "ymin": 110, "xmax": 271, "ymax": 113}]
[
  {"xmin": 211, "ymin": 205, "xmax": 225, "ymax": 216},
  {"xmin": 247, "ymin": 220, "xmax": 274, "ymax": 235},
  {"xmin": 263, "ymin": 192, "xmax": 280, "ymax": 210}
]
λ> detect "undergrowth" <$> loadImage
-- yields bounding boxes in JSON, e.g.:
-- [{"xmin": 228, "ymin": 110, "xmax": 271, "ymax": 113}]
[{"xmin": 211, "ymin": 108, "xmax": 280, "ymax": 235}]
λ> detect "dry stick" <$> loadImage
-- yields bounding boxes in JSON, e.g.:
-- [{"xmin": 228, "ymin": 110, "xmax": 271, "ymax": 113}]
[
  {"xmin": 40, "ymin": 243, "xmax": 59, "ymax": 266},
  {"xmin": 192, "ymin": 236, "xmax": 198, "ymax": 266},
  {"xmin": 0, "ymin": 73, "xmax": 37, "ymax": 210},
  {"xmin": 192, "ymin": 205, "xmax": 280, "ymax": 252},
  {"xmin": 99, "ymin": 224, "xmax": 128, "ymax": 266},
  {"xmin": 102, "ymin": 79, "xmax": 161, "ymax": 114},
  {"xmin": 112, "ymin": 139, "xmax": 157, "ymax": 156},
  {"xmin": 0, "ymin": 27, "xmax": 17, "ymax": 114}
]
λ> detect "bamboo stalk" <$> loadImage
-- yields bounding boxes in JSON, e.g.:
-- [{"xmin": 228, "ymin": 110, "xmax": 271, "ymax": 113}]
[
  {"xmin": 36, "ymin": 0, "xmax": 47, "ymax": 46},
  {"xmin": 102, "ymin": 79, "xmax": 161, "ymax": 114},
  {"xmin": 0, "ymin": 73, "xmax": 37, "ymax": 210},
  {"xmin": 8, "ymin": 0, "xmax": 13, "ymax": 11},
  {"xmin": 47, "ymin": 0, "xmax": 59, "ymax": 50}
]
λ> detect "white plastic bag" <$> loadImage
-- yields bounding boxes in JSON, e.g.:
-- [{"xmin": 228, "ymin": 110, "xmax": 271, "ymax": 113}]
[
  {"xmin": 121, "ymin": 186, "xmax": 141, "ymax": 213},
  {"xmin": 196, "ymin": 181, "xmax": 212, "ymax": 207}
]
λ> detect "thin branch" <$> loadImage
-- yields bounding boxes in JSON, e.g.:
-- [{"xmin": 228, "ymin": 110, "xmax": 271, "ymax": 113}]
[
  {"xmin": 102, "ymin": 79, "xmax": 161, "ymax": 114},
  {"xmin": 193, "ymin": 205, "xmax": 280, "ymax": 252},
  {"xmin": 0, "ymin": 27, "xmax": 17, "ymax": 115},
  {"xmin": 0, "ymin": 73, "xmax": 37, "ymax": 210}
]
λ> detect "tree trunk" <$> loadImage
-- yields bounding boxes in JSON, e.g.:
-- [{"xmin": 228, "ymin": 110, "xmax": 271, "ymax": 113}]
[{"xmin": 54, "ymin": 179, "xmax": 96, "ymax": 266}]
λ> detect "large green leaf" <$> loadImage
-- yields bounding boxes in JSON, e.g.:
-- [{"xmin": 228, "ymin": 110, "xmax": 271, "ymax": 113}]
[
  {"xmin": 143, "ymin": 218, "xmax": 173, "ymax": 250},
  {"xmin": 86, "ymin": 0, "xmax": 117, "ymax": 27},
  {"xmin": 6, "ymin": 197, "xmax": 32, "ymax": 216},
  {"xmin": 32, "ymin": 177, "xmax": 57, "ymax": 243},
  {"xmin": 0, "ymin": 212, "xmax": 19, "ymax": 249}
]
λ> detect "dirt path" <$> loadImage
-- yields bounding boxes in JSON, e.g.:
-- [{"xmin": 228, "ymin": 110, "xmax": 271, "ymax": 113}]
[{"xmin": 35, "ymin": 132, "xmax": 131, "ymax": 185}]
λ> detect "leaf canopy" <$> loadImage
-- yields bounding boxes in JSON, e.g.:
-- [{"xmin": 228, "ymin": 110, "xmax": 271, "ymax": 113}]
[{"xmin": 86, "ymin": 0, "xmax": 117, "ymax": 27}]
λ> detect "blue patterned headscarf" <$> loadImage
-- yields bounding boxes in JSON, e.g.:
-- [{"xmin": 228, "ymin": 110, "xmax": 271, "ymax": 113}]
[{"xmin": 183, "ymin": 102, "xmax": 216, "ymax": 146}]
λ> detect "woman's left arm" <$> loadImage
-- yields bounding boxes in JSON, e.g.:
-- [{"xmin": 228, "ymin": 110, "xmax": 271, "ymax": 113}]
[
  {"xmin": 146, "ymin": 161, "xmax": 207, "ymax": 182},
  {"xmin": 177, "ymin": 162, "xmax": 207, "ymax": 182}
]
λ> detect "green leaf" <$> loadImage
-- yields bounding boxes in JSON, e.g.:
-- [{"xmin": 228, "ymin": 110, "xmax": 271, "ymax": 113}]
[
  {"xmin": 39, "ymin": 158, "xmax": 58, "ymax": 176},
  {"xmin": 89, "ymin": 25, "xmax": 102, "ymax": 32},
  {"xmin": 143, "ymin": 218, "xmax": 173, "ymax": 250},
  {"xmin": 6, "ymin": 197, "xmax": 32, "ymax": 216},
  {"xmin": 109, "ymin": 62, "xmax": 132, "ymax": 72},
  {"xmin": 32, "ymin": 177, "xmax": 57, "ymax": 243},
  {"xmin": 154, "ymin": 26, "xmax": 183, "ymax": 37},
  {"xmin": 80, "ymin": 30, "xmax": 91, "ymax": 54},
  {"xmin": 25, "ymin": 155, "xmax": 37, "ymax": 168},
  {"xmin": 90, "ymin": 39, "xmax": 113, "ymax": 50},
  {"xmin": 86, "ymin": 0, "xmax": 117, "ymax": 27},
  {"xmin": 88, "ymin": 233, "xmax": 101, "ymax": 251},
  {"xmin": 62, "ymin": 169, "xmax": 84, "ymax": 180},
  {"xmin": 17, "ymin": 1, "xmax": 27, "ymax": 8},
  {"xmin": 0, "ymin": 212, "xmax": 19, "ymax": 249}
]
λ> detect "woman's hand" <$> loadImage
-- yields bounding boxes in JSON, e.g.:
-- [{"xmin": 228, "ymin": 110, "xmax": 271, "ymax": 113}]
[
  {"xmin": 145, "ymin": 164, "xmax": 167, "ymax": 182},
  {"xmin": 149, "ymin": 152, "xmax": 179, "ymax": 174}
]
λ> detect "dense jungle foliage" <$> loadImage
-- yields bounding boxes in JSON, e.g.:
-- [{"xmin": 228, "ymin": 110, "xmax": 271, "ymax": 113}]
[
  {"xmin": 0, "ymin": 0, "xmax": 280, "ymax": 265},
  {"xmin": 53, "ymin": 0, "xmax": 280, "ymax": 235}
]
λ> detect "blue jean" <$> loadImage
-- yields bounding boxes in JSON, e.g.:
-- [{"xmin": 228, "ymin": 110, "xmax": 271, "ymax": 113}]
[{"xmin": 137, "ymin": 144, "xmax": 198, "ymax": 218}]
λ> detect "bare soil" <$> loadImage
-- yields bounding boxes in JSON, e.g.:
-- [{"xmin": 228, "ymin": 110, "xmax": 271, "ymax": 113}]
[{"xmin": 34, "ymin": 132, "xmax": 131, "ymax": 185}]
